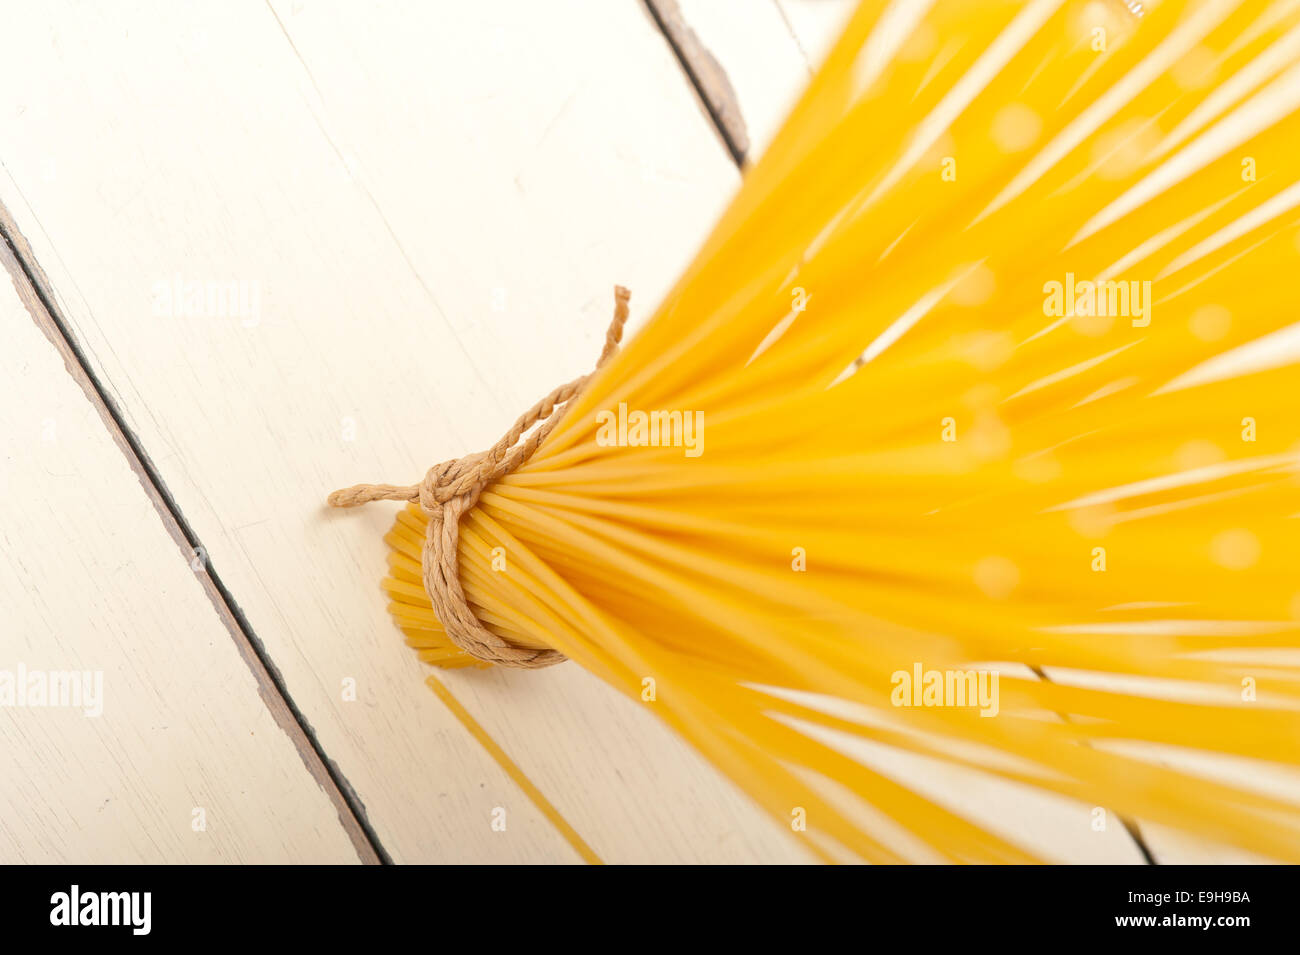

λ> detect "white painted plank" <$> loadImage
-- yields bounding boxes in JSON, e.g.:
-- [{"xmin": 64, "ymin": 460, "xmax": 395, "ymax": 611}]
[
  {"xmin": 0, "ymin": 0, "xmax": 810, "ymax": 863},
  {"xmin": 673, "ymin": 0, "xmax": 857, "ymax": 160},
  {"xmin": 671, "ymin": 0, "xmax": 816, "ymax": 160},
  {"xmin": 776, "ymin": 0, "xmax": 860, "ymax": 68},
  {"xmin": 0, "ymin": 247, "xmax": 364, "ymax": 864}
]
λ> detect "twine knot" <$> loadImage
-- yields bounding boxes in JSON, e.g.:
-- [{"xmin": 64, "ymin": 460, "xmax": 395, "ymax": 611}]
[
  {"xmin": 418, "ymin": 455, "xmax": 484, "ymax": 512},
  {"xmin": 328, "ymin": 286, "xmax": 630, "ymax": 669}
]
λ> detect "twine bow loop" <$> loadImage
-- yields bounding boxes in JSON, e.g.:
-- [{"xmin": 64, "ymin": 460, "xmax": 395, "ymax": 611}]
[{"xmin": 327, "ymin": 286, "xmax": 630, "ymax": 669}]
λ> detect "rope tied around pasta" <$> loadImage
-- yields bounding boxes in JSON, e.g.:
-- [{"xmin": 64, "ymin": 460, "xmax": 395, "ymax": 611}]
[{"xmin": 327, "ymin": 285, "xmax": 631, "ymax": 668}]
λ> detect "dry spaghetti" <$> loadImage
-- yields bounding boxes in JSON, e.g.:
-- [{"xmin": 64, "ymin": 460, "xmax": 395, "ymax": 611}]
[{"xmin": 332, "ymin": 0, "xmax": 1300, "ymax": 863}]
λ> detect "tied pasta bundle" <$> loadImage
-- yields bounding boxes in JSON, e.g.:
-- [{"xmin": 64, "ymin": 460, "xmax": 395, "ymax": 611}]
[{"xmin": 333, "ymin": 0, "xmax": 1300, "ymax": 862}]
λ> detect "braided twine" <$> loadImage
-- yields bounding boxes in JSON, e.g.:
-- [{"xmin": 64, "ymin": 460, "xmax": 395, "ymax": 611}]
[{"xmin": 327, "ymin": 286, "xmax": 630, "ymax": 668}]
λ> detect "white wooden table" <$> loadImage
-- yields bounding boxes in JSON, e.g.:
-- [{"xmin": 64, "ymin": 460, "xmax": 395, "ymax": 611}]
[{"xmin": 0, "ymin": 0, "xmax": 1239, "ymax": 863}]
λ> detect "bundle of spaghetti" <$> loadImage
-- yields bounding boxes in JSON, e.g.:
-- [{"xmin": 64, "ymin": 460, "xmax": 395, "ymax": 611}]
[{"xmin": 380, "ymin": 0, "xmax": 1300, "ymax": 862}]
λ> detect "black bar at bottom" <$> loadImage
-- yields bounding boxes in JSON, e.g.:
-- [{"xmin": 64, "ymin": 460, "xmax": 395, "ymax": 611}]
[{"xmin": 0, "ymin": 863, "xmax": 1279, "ymax": 941}]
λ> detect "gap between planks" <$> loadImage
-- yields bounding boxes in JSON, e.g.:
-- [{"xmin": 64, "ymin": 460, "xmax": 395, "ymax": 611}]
[
  {"xmin": 0, "ymin": 201, "xmax": 387, "ymax": 866},
  {"xmin": 643, "ymin": 0, "xmax": 751, "ymax": 166}
]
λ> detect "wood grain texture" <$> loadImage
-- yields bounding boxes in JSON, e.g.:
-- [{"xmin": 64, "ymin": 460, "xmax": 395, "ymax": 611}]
[
  {"xmin": 775, "ymin": 0, "xmax": 861, "ymax": 67},
  {"xmin": 0, "ymin": 0, "xmax": 811, "ymax": 863},
  {"xmin": 0, "ymin": 240, "xmax": 365, "ymax": 864}
]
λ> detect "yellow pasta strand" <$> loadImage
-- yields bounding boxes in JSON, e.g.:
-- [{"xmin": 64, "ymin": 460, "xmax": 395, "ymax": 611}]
[{"xmin": 380, "ymin": 0, "xmax": 1300, "ymax": 862}]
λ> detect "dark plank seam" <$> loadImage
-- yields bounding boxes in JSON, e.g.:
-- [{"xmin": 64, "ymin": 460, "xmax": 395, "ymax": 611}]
[
  {"xmin": 0, "ymin": 204, "xmax": 390, "ymax": 865},
  {"xmin": 642, "ymin": 0, "xmax": 750, "ymax": 167},
  {"xmin": 1030, "ymin": 666, "xmax": 1158, "ymax": 864}
]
